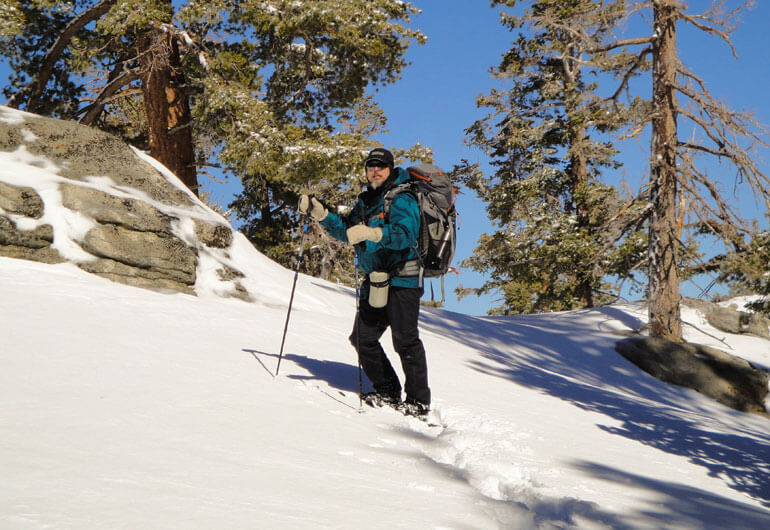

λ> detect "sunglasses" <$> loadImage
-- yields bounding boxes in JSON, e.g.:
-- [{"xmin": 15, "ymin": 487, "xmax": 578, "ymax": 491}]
[{"xmin": 366, "ymin": 161, "xmax": 388, "ymax": 169}]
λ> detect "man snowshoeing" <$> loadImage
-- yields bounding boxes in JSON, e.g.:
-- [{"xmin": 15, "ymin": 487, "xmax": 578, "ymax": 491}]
[{"xmin": 298, "ymin": 148, "xmax": 430, "ymax": 418}]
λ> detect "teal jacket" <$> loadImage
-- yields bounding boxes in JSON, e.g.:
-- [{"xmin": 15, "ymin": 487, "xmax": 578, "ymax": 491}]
[{"xmin": 320, "ymin": 167, "xmax": 421, "ymax": 295}]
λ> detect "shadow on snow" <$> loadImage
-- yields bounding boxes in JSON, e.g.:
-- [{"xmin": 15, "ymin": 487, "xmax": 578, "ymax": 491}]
[
  {"xmin": 244, "ymin": 348, "xmax": 370, "ymax": 394},
  {"xmin": 244, "ymin": 303, "xmax": 770, "ymax": 526},
  {"xmin": 417, "ymin": 305, "xmax": 770, "ymax": 513}
]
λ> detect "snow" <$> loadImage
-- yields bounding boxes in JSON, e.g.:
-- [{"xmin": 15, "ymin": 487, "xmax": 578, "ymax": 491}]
[
  {"xmin": 0, "ymin": 106, "xmax": 36, "ymax": 125},
  {"xmin": 2, "ymin": 107, "xmax": 770, "ymax": 528}
]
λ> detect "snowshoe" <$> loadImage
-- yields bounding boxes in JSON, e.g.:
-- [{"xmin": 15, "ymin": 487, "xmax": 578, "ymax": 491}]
[{"xmin": 361, "ymin": 392, "xmax": 401, "ymax": 409}]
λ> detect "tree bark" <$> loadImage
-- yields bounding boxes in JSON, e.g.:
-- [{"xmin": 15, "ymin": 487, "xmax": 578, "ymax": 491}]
[
  {"xmin": 562, "ymin": 49, "xmax": 594, "ymax": 308},
  {"xmin": 138, "ymin": 26, "xmax": 198, "ymax": 195},
  {"xmin": 648, "ymin": 0, "xmax": 682, "ymax": 341},
  {"xmin": 570, "ymin": 128, "xmax": 594, "ymax": 308}
]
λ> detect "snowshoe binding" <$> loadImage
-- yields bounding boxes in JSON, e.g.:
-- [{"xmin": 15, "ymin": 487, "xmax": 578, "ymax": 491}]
[{"xmin": 397, "ymin": 399, "xmax": 430, "ymax": 419}]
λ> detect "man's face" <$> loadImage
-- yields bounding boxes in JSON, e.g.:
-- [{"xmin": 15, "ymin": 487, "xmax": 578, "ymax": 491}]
[{"xmin": 366, "ymin": 161, "xmax": 390, "ymax": 188}]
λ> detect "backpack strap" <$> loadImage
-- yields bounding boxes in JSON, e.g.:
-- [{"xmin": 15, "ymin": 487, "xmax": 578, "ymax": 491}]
[
  {"xmin": 382, "ymin": 183, "xmax": 414, "ymax": 219},
  {"xmin": 382, "ymin": 183, "xmax": 423, "ymax": 285}
]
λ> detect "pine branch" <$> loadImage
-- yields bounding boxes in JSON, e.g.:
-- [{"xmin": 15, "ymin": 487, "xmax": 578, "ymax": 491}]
[
  {"xmin": 17, "ymin": 0, "xmax": 119, "ymax": 112},
  {"xmin": 675, "ymin": 157, "xmax": 747, "ymax": 231},
  {"xmin": 678, "ymin": 12, "xmax": 737, "ymax": 57},
  {"xmin": 675, "ymin": 106, "xmax": 729, "ymax": 152},
  {"xmin": 678, "ymin": 141, "xmax": 727, "ymax": 157},
  {"xmin": 675, "ymin": 72, "xmax": 769, "ymax": 147},
  {"xmin": 607, "ymin": 47, "xmax": 653, "ymax": 102},
  {"xmin": 675, "ymin": 96, "xmax": 770, "ymax": 209},
  {"xmin": 678, "ymin": 0, "xmax": 752, "ymax": 59},
  {"xmin": 617, "ymin": 116, "xmax": 652, "ymax": 141},
  {"xmin": 589, "ymin": 200, "xmax": 652, "ymax": 267},
  {"xmin": 77, "ymin": 64, "xmax": 140, "ymax": 125},
  {"xmin": 585, "ymin": 36, "xmax": 656, "ymax": 54},
  {"xmin": 158, "ymin": 23, "xmax": 210, "ymax": 71}
]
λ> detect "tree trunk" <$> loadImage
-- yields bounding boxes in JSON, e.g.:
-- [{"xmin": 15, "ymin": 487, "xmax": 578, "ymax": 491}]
[
  {"xmin": 570, "ymin": 133, "xmax": 594, "ymax": 308},
  {"xmin": 138, "ymin": 27, "xmax": 198, "ymax": 195},
  {"xmin": 562, "ymin": 53, "xmax": 594, "ymax": 309},
  {"xmin": 648, "ymin": 0, "xmax": 682, "ymax": 341}
]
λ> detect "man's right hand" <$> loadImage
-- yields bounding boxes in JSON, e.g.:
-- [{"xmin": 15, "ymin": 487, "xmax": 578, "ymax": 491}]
[{"xmin": 298, "ymin": 195, "xmax": 328, "ymax": 221}]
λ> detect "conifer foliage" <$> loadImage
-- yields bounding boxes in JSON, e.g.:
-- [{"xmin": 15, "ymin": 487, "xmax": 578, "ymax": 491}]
[
  {"xmin": 0, "ymin": 0, "xmax": 427, "ymax": 278},
  {"xmin": 460, "ymin": 0, "xmax": 648, "ymax": 315}
]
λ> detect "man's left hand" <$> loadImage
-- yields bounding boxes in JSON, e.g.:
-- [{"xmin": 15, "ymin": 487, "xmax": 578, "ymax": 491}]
[{"xmin": 347, "ymin": 225, "xmax": 383, "ymax": 245}]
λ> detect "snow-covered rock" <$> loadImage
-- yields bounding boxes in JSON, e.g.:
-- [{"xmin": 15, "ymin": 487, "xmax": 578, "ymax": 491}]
[{"xmin": 0, "ymin": 106, "xmax": 248, "ymax": 298}]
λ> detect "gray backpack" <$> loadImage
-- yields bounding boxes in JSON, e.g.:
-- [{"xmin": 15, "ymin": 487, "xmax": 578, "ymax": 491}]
[{"xmin": 384, "ymin": 163, "xmax": 457, "ymax": 282}]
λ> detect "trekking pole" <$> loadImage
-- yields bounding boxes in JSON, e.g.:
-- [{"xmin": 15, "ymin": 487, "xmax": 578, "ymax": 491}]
[
  {"xmin": 276, "ymin": 211, "xmax": 310, "ymax": 377},
  {"xmin": 354, "ymin": 252, "xmax": 363, "ymax": 408}
]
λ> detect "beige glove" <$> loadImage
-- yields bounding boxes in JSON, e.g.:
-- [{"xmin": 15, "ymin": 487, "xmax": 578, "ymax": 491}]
[
  {"xmin": 298, "ymin": 194, "xmax": 328, "ymax": 221},
  {"xmin": 347, "ymin": 224, "xmax": 383, "ymax": 245}
]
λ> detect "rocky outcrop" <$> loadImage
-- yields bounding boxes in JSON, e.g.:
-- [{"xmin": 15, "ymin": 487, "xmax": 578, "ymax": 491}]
[
  {"xmin": 0, "ymin": 107, "xmax": 250, "ymax": 299},
  {"xmin": 59, "ymin": 183, "xmax": 175, "ymax": 234},
  {"xmin": 616, "ymin": 337, "xmax": 769, "ymax": 414},
  {"xmin": 81, "ymin": 224, "xmax": 197, "ymax": 284}
]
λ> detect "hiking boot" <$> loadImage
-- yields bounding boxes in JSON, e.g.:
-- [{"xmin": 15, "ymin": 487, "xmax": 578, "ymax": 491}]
[
  {"xmin": 361, "ymin": 392, "xmax": 401, "ymax": 409},
  {"xmin": 397, "ymin": 399, "xmax": 430, "ymax": 418}
]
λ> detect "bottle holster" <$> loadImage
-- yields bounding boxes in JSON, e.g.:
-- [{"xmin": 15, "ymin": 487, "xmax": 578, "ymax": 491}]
[{"xmin": 368, "ymin": 270, "xmax": 390, "ymax": 308}]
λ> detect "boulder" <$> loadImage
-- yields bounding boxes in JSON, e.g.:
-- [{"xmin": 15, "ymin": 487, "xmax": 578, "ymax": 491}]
[
  {"xmin": 80, "ymin": 224, "xmax": 197, "ymax": 285},
  {"xmin": 0, "ymin": 215, "xmax": 63, "ymax": 264},
  {"xmin": 59, "ymin": 183, "xmax": 174, "ymax": 234},
  {"xmin": 616, "ymin": 337, "xmax": 769, "ymax": 414},
  {"xmin": 193, "ymin": 218, "xmax": 233, "ymax": 249},
  {"xmin": 0, "ymin": 113, "xmax": 194, "ymax": 206},
  {"xmin": 78, "ymin": 257, "xmax": 195, "ymax": 295},
  {"xmin": 684, "ymin": 297, "xmax": 770, "ymax": 339}
]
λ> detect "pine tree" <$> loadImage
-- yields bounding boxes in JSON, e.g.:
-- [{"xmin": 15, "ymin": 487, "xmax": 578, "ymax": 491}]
[
  {"xmin": 1, "ymin": 1, "xmax": 91, "ymax": 117},
  {"xmin": 716, "ymin": 214, "xmax": 770, "ymax": 316},
  {"xmin": 0, "ymin": 2, "xmax": 25, "ymax": 39},
  {"xmin": 460, "ymin": 0, "xmax": 648, "ymax": 314}
]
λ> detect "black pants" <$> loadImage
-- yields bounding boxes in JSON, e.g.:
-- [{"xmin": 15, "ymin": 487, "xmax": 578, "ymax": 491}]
[{"xmin": 349, "ymin": 286, "xmax": 430, "ymax": 405}]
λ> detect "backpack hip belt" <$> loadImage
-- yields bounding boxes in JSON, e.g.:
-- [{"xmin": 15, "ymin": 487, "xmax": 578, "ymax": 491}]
[
  {"xmin": 392, "ymin": 259, "xmax": 425, "ymax": 288},
  {"xmin": 393, "ymin": 259, "xmax": 421, "ymax": 278}
]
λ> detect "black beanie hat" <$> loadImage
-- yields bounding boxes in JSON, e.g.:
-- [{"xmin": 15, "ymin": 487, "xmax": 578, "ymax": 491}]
[{"xmin": 365, "ymin": 148, "xmax": 394, "ymax": 168}]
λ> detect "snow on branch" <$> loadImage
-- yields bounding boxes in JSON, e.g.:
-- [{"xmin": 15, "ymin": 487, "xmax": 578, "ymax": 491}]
[{"xmin": 159, "ymin": 23, "xmax": 210, "ymax": 71}]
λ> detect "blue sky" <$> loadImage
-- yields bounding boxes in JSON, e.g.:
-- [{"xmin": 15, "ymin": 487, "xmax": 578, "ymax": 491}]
[{"xmin": 2, "ymin": 1, "xmax": 769, "ymax": 316}]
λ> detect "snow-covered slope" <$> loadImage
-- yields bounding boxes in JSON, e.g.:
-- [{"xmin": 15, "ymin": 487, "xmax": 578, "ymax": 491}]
[
  {"xmin": 2, "ymin": 252, "xmax": 770, "ymax": 529},
  {"xmin": 2, "ymin": 105, "xmax": 770, "ymax": 529}
]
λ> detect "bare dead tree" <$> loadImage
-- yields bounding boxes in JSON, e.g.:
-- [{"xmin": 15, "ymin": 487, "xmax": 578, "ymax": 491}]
[
  {"xmin": 647, "ymin": 0, "xmax": 683, "ymax": 340},
  {"xmin": 589, "ymin": 0, "xmax": 768, "ymax": 341}
]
